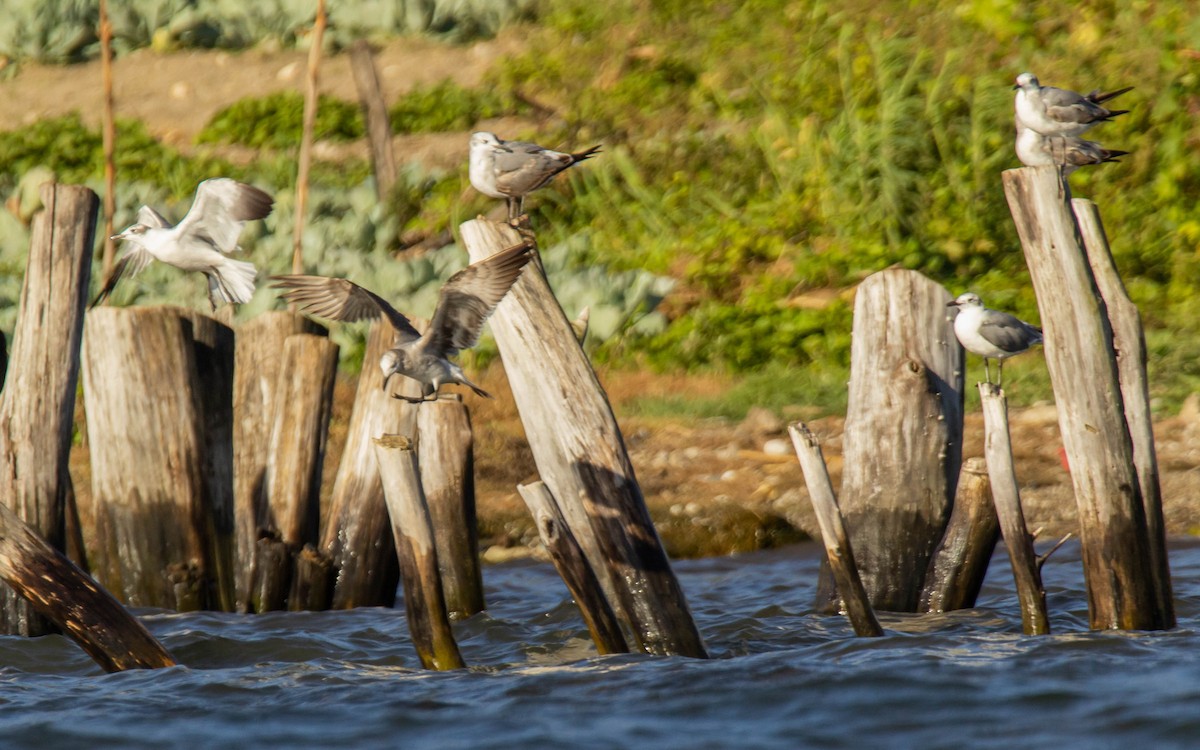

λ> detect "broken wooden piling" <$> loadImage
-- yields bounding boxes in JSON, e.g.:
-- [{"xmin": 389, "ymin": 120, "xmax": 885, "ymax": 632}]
[{"xmin": 920, "ymin": 458, "xmax": 998, "ymax": 613}]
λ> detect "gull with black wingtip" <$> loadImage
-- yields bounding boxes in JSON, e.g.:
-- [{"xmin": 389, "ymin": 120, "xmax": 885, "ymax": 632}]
[{"xmin": 947, "ymin": 292, "xmax": 1043, "ymax": 387}]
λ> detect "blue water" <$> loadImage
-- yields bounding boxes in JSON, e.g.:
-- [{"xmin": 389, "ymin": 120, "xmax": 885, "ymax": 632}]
[{"xmin": 3, "ymin": 539, "xmax": 1200, "ymax": 749}]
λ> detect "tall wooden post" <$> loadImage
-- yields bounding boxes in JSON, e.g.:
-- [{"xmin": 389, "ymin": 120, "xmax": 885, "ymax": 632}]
[
  {"xmin": 292, "ymin": 0, "xmax": 327, "ymax": 275},
  {"xmin": 1002, "ymin": 166, "xmax": 1170, "ymax": 630},
  {"xmin": 349, "ymin": 40, "xmax": 398, "ymax": 200},
  {"xmin": 461, "ymin": 218, "xmax": 706, "ymax": 658},
  {"xmin": 0, "ymin": 184, "xmax": 96, "ymax": 635},
  {"xmin": 98, "ymin": 0, "xmax": 117, "ymax": 278}
]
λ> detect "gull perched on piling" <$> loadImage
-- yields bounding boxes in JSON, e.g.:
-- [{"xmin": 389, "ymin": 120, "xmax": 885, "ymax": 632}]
[
  {"xmin": 947, "ymin": 292, "xmax": 1043, "ymax": 387},
  {"xmin": 1015, "ymin": 124, "xmax": 1129, "ymax": 175},
  {"xmin": 1013, "ymin": 72, "xmax": 1132, "ymax": 137},
  {"xmin": 272, "ymin": 241, "xmax": 533, "ymax": 402},
  {"xmin": 92, "ymin": 178, "xmax": 273, "ymax": 311},
  {"xmin": 469, "ymin": 132, "xmax": 601, "ymax": 223}
]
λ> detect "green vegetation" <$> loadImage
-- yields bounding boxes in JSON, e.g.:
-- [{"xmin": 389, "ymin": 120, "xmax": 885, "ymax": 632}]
[
  {"xmin": 197, "ymin": 92, "xmax": 364, "ymax": 149},
  {"xmin": 388, "ymin": 79, "xmax": 523, "ymax": 134}
]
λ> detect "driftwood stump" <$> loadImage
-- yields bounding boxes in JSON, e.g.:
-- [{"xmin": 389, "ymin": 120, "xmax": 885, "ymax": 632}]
[{"xmin": 920, "ymin": 458, "xmax": 998, "ymax": 613}]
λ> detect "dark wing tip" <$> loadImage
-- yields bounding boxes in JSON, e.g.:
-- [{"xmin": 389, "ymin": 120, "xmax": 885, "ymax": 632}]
[
  {"xmin": 236, "ymin": 183, "xmax": 275, "ymax": 221},
  {"xmin": 572, "ymin": 145, "xmax": 603, "ymax": 162}
]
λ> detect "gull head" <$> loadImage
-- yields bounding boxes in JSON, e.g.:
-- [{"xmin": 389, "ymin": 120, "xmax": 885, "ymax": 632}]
[
  {"xmin": 379, "ymin": 349, "xmax": 402, "ymax": 394},
  {"xmin": 947, "ymin": 292, "xmax": 984, "ymax": 310},
  {"xmin": 111, "ymin": 223, "xmax": 150, "ymax": 243},
  {"xmin": 470, "ymin": 132, "xmax": 502, "ymax": 154},
  {"xmin": 1014, "ymin": 72, "xmax": 1039, "ymax": 91}
]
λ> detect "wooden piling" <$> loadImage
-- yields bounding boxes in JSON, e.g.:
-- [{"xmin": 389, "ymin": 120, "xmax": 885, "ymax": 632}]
[
  {"xmin": 289, "ymin": 544, "xmax": 334, "ymax": 611},
  {"xmin": 349, "ymin": 39, "xmax": 398, "ymax": 199},
  {"xmin": 461, "ymin": 218, "xmax": 707, "ymax": 658},
  {"xmin": 920, "ymin": 458, "xmax": 999, "ymax": 613},
  {"xmin": 789, "ymin": 424, "xmax": 883, "ymax": 637},
  {"xmin": 0, "ymin": 184, "xmax": 96, "ymax": 635},
  {"xmin": 1003, "ymin": 166, "xmax": 1169, "ymax": 630},
  {"xmin": 1073, "ymin": 198, "xmax": 1174, "ymax": 628},
  {"xmin": 822, "ymin": 269, "xmax": 964, "ymax": 612},
  {"xmin": 0, "ymin": 500, "xmax": 175, "ymax": 672},
  {"xmin": 249, "ymin": 530, "xmax": 291, "ymax": 613},
  {"xmin": 416, "ymin": 397, "xmax": 485, "ymax": 618},
  {"xmin": 373, "ymin": 435, "xmax": 465, "ymax": 671},
  {"xmin": 979, "ymin": 384, "xmax": 1049, "ymax": 635},
  {"xmin": 517, "ymin": 481, "xmax": 628, "ymax": 654},
  {"xmin": 291, "ymin": 0, "xmax": 327, "ymax": 275}
]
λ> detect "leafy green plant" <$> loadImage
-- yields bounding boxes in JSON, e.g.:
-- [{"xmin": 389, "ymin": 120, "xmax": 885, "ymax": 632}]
[
  {"xmin": 388, "ymin": 80, "xmax": 523, "ymax": 134},
  {"xmin": 197, "ymin": 92, "xmax": 363, "ymax": 149}
]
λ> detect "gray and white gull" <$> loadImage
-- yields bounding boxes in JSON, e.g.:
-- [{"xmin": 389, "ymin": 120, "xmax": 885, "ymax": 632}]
[
  {"xmin": 469, "ymin": 132, "xmax": 601, "ymax": 222},
  {"xmin": 1013, "ymin": 72, "xmax": 1132, "ymax": 137},
  {"xmin": 947, "ymin": 292, "xmax": 1043, "ymax": 387},
  {"xmin": 271, "ymin": 240, "xmax": 533, "ymax": 402},
  {"xmin": 1014, "ymin": 124, "xmax": 1128, "ymax": 174},
  {"xmin": 92, "ymin": 178, "xmax": 273, "ymax": 310}
]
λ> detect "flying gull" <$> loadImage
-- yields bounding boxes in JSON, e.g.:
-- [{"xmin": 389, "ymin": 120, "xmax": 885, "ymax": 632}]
[
  {"xmin": 271, "ymin": 240, "xmax": 533, "ymax": 402},
  {"xmin": 1013, "ymin": 72, "xmax": 1132, "ymax": 137},
  {"xmin": 92, "ymin": 178, "xmax": 273, "ymax": 311},
  {"xmin": 947, "ymin": 292, "xmax": 1043, "ymax": 387},
  {"xmin": 1014, "ymin": 123, "xmax": 1129, "ymax": 175},
  {"xmin": 469, "ymin": 132, "xmax": 601, "ymax": 223}
]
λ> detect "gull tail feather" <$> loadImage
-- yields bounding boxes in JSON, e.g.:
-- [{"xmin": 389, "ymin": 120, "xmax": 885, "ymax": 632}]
[{"xmin": 209, "ymin": 257, "xmax": 258, "ymax": 305}]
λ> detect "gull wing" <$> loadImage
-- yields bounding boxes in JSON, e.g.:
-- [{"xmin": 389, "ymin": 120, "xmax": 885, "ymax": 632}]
[
  {"xmin": 89, "ymin": 246, "xmax": 155, "ymax": 309},
  {"xmin": 270, "ymin": 275, "xmax": 421, "ymax": 343},
  {"xmin": 422, "ymin": 241, "xmax": 533, "ymax": 358},
  {"xmin": 1041, "ymin": 86, "xmax": 1121, "ymax": 126},
  {"xmin": 978, "ymin": 310, "xmax": 1043, "ymax": 354},
  {"xmin": 492, "ymin": 141, "xmax": 577, "ymax": 195},
  {"xmin": 137, "ymin": 205, "xmax": 172, "ymax": 229},
  {"xmin": 174, "ymin": 178, "xmax": 274, "ymax": 254}
]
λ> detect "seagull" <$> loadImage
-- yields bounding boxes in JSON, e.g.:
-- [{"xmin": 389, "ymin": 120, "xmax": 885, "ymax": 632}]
[
  {"xmin": 946, "ymin": 292, "xmax": 1043, "ymax": 387},
  {"xmin": 91, "ymin": 178, "xmax": 273, "ymax": 311},
  {"xmin": 271, "ymin": 241, "xmax": 534, "ymax": 402},
  {"xmin": 469, "ymin": 132, "xmax": 601, "ymax": 223},
  {"xmin": 1013, "ymin": 72, "xmax": 1132, "ymax": 137},
  {"xmin": 1015, "ymin": 124, "xmax": 1129, "ymax": 175}
]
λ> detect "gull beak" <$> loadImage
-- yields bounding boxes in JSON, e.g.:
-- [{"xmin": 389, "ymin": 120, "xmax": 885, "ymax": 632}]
[
  {"xmin": 110, "ymin": 232, "xmax": 128, "ymax": 241},
  {"xmin": 1012, "ymin": 83, "xmax": 1020, "ymax": 90},
  {"xmin": 946, "ymin": 300, "xmax": 960, "ymax": 308},
  {"xmin": 381, "ymin": 371, "xmax": 395, "ymax": 394}
]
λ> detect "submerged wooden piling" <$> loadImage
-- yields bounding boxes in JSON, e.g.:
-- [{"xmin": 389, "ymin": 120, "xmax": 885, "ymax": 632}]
[
  {"xmin": 462, "ymin": 218, "xmax": 706, "ymax": 658},
  {"xmin": 0, "ymin": 184, "xmax": 96, "ymax": 635},
  {"xmin": 979, "ymin": 384, "xmax": 1049, "ymax": 635},
  {"xmin": 821, "ymin": 269, "xmax": 964, "ymax": 612},
  {"xmin": 1003, "ymin": 166, "xmax": 1170, "ymax": 630},
  {"xmin": 789, "ymin": 424, "xmax": 883, "ymax": 637},
  {"xmin": 920, "ymin": 458, "xmax": 998, "ymax": 613}
]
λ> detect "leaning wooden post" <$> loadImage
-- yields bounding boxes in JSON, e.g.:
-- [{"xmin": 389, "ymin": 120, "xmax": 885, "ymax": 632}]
[
  {"xmin": 979, "ymin": 384, "xmax": 1049, "ymax": 635},
  {"xmin": 789, "ymin": 424, "xmax": 883, "ymax": 637},
  {"xmin": 291, "ymin": 0, "xmax": 326, "ymax": 275},
  {"xmin": 517, "ymin": 481, "xmax": 628, "ymax": 654},
  {"xmin": 1073, "ymin": 199, "xmax": 1174, "ymax": 628},
  {"xmin": 373, "ymin": 434, "xmax": 465, "ymax": 671},
  {"xmin": 820, "ymin": 269, "xmax": 964, "ymax": 612},
  {"xmin": 920, "ymin": 458, "xmax": 999, "ymax": 612},
  {"xmin": 0, "ymin": 501, "xmax": 175, "ymax": 672},
  {"xmin": 349, "ymin": 39, "xmax": 398, "ymax": 200},
  {"xmin": 98, "ymin": 0, "xmax": 117, "ymax": 278},
  {"xmin": 1003, "ymin": 166, "xmax": 1168, "ymax": 630},
  {"xmin": 462, "ymin": 218, "xmax": 707, "ymax": 658},
  {"xmin": 416, "ymin": 397, "xmax": 485, "ymax": 618},
  {"xmin": 0, "ymin": 184, "xmax": 96, "ymax": 635}
]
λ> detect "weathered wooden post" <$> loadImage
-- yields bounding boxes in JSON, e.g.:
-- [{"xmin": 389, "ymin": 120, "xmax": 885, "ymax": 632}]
[
  {"xmin": 232, "ymin": 312, "xmax": 326, "ymax": 611},
  {"xmin": 979, "ymin": 384, "xmax": 1049, "ymax": 635},
  {"xmin": 518, "ymin": 481, "xmax": 628, "ymax": 654},
  {"xmin": 0, "ymin": 183, "xmax": 96, "ymax": 635},
  {"xmin": 349, "ymin": 39, "xmax": 398, "ymax": 199},
  {"xmin": 920, "ymin": 458, "xmax": 999, "ymax": 612},
  {"xmin": 1003, "ymin": 166, "xmax": 1171, "ymax": 630},
  {"xmin": 820, "ymin": 269, "xmax": 964, "ymax": 612},
  {"xmin": 462, "ymin": 218, "xmax": 706, "ymax": 658},
  {"xmin": 789, "ymin": 424, "xmax": 883, "ymax": 637},
  {"xmin": 321, "ymin": 320, "xmax": 403, "ymax": 609},
  {"xmin": 374, "ymin": 434, "xmax": 465, "ymax": 670},
  {"xmin": 416, "ymin": 397, "xmax": 485, "ymax": 618}
]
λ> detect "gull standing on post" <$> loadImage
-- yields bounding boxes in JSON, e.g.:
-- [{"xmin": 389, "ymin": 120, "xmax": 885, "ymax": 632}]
[
  {"xmin": 1014, "ymin": 124, "xmax": 1129, "ymax": 174},
  {"xmin": 469, "ymin": 132, "xmax": 601, "ymax": 223},
  {"xmin": 271, "ymin": 241, "xmax": 533, "ymax": 402},
  {"xmin": 947, "ymin": 292, "xmax": 1043, "ymax": 387},
  {"xmin": 92, "ymin": 178, "xmax": 273, "ymax": 311},
  {"xmin": 1013, "ymin": 72, "xmax": 1132, "ymax": 137}
]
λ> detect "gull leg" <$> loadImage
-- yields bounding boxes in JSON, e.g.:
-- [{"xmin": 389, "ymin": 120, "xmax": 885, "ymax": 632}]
[
  {"xmin": 984, "ymin": 358, "xmax": 992, "ymax": 385},
  {"xmin": 389, "ymin": 393, "xmax": 425, "ymax": 404},
  {"xmin": 997, "ymin": 360, "xmax": 1005, "ymax": 389}
]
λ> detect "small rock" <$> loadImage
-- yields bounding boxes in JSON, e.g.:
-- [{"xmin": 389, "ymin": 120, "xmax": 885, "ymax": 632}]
[
  {"xmin": 277, "ymin": 61, "xmax": 301, "ymax": 82},
  {"xmin": 169, "ymin": 82, "xmax": 192, "ymax": 100},
  {"xmin": 720, "ymin": 469, "xmax": 738, "ymax": 482},
  {"xmin": 740, "ymin": 406, "xmax": 783, "ymax": 436},
  {"xmin": 762, "ymin": 438, "xmax": 790, "ymax": 456},
  {"xmin": 1180, "ymin": 393, "xmax": 1200, "ymax": 423}
]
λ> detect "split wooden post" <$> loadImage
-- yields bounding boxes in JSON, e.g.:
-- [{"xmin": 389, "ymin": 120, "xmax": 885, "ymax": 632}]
[
  {"xmin": 416, "ymin": 397, "xmax": 485, "ymax": 618},
  {"xmin": 232, "ymin": 312, "xmax": 325, "ymax": 611},
  {"xmin": 1003, "ymin": 166, "xmax": 1170, "ymax": 630},
  {"xmin": 822, "ymin": 269, "xmax": 964, "ymax": 612},
  {"xmin": 321, "ymin": 319, "xmax": 405, "ymax": 609},
  {"xmin": 0, "ymin": 184, "xmax": 96, "ymax": 635},
  {"xmin": 462, "ymin": 218, "xmax": 707, "ymax": 658},
  {"xmin": 0, "ymin": 501, "xmax": 175, "ymax": 672},
  {"xmin": 979, "ymin": 384, "xmax": 1049, "ymax": 635},
  {"xmin": 920, "ymin": 458, "xmax": 999, "ymax": 613},
  {"xmin": 789, "ymin": 424, "xmax": 883, "ymax": 637},
  {"xmin": 1073, "ymin": 198, "xmax": 1174, "ymax": 628},
  {"xmin": 517, "ymin": 481, "xmax": 628, "ymax": 654},
  {"xmin": 373, "ymin": 434, "xmax": 465, "ymax": 671},
  {"xmin": 349, "ymin": 39, "xmax": 398, "ymax": 199}
]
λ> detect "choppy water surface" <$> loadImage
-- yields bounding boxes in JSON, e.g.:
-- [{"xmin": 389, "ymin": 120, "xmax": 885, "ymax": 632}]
[{"xmin": 5, "ymin": 539, "xmax": 1200, "ymax": 749}]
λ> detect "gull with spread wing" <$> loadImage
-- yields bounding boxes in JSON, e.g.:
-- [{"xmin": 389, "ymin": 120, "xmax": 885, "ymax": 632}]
[
  {"xmin": 92, "ymin": 178, "xmax": 273, "ymax": 311},
  {"xmin": 1013, "ymin": 72, "xmax": 1132, "ymax": 137},
  {"xmin": 947, "ymin": 292, "xmax": 1043, "ymax": 387},
  {"xmin": 469, "ymin": 131, "xmax": 601, "ymax": 223},
  {"xmin": 271, "ymin": 241, "xmax": 533, "ymax": 402}
]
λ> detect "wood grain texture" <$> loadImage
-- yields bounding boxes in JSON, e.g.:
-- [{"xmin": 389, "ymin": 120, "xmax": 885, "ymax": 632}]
[
  {"xmin": 461, "ymin": 218, "xmax": 706, "ymax": 658},
  {"xmin": 0, "ymin": 184, "xmax": 95, "ymax": 635},
  {"xmin": 920, "ymin": 458, "xmax": 998, "ymax": 613},
  {"xmin": 1003, "ymin": 166, "xmax": 1166, "ymax": 630},
  {"xmin": 827, "ymin": 269, "xmax": 964, "ymax": 612}
]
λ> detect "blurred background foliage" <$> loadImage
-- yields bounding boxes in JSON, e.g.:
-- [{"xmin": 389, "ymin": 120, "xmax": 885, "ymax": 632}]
[{"xmin": 1, "ymin": 0, "xmax": 1199, "ymax": 415}]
